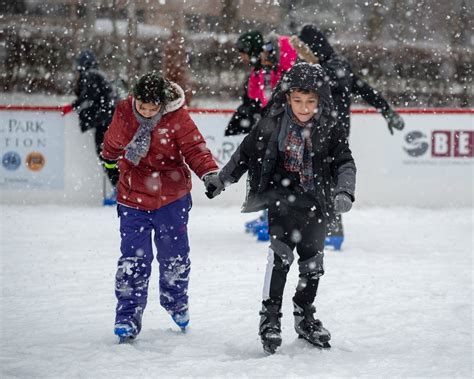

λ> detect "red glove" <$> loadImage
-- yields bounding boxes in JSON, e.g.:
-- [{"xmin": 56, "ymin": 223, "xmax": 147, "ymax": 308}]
[{"xmin": 61, "ymin": 103, "xmax": 74, "ymax": 115}]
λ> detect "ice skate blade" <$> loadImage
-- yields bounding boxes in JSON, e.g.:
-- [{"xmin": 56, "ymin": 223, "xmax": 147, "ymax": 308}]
[
  {"xmin": 262, "ymin": 343, "xmax": 278, "ymax": 355},
  {"xmin": 298, "ymin": 334, "xmax": 331, "ymax": 349},
  {"xmin": 117, "ymin": 336, "xmax": 135, "ymax": 344}
]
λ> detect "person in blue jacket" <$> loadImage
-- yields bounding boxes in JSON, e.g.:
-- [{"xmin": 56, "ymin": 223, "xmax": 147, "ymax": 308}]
[{"xmin": 72, "ymin": 49, "xmax": 119, "ymax": 191}]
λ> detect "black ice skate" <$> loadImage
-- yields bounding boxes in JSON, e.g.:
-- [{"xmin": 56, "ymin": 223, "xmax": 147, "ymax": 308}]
[
  {"xmin": 293, "ymin": 300, "xmax": 331, "ymax": 349},
  {"xmin": 259, "ymin": 303, "xmax": 282, "ymax": 354}
]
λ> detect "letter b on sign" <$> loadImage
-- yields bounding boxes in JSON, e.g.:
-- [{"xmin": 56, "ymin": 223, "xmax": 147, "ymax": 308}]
[{"xmin": 432, "ymin": 131, "xmax": 450, "ymax": 157}]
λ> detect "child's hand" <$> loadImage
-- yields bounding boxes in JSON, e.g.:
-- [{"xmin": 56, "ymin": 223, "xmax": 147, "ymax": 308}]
[
  {"xmin": 382, "ymin": 108, "xmax": 405, "ymax": 135},
  {"xmin": 334, "ymin": 193, "xmax": 352, "ymax": 214},
  {"xmin": 204, "ymin": 173, "xmax": 225, "ymax": 199}
]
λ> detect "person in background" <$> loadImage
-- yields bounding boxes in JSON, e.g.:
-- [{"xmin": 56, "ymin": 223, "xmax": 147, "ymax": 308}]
[
  {"xmin": 72, "ymin": 49, "xmax": 119, "ymax": 198},
  {"xmin": 204, "ymin": 63, "xmax": 356, "ymax": 354},
  {"xmin": 248, "ymin": 32, "xmax": 298, "ymax": 109},
  {"xmin": 224, "ymin": 31, "xmax": 264, "ymax": 136},
  {"xmin": 289, "ymin": 24, "xmax": 404, "ymax": 249},
  {"xmin": 101, "ymin": 72, "xmax": 219, "ymax": 343}
]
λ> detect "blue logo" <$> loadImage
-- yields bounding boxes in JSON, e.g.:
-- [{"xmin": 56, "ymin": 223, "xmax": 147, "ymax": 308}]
[{"xmin": 2, "ymin": 151, "xmax": 22, "ymax": 171}]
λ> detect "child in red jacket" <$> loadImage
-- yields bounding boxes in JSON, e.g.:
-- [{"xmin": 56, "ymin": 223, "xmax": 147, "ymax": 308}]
[{"xmin": 102, "ymin": 73, "xmax": 218, "ymax": 342}]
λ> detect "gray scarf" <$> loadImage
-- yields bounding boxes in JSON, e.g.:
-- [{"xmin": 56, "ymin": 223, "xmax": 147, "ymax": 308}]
[{"xmin": 125, "ymin": 99, "xmax": 164, "ymax": 166}]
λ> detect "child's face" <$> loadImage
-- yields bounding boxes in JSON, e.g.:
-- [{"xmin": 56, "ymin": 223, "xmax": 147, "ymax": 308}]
[
  {"xmin": 286, "ymin": 90, "xmax": 319, "ymax": 123},
  {"xmin": 135, "ymin": 100, "xmax": 161, "ymax": 118}
]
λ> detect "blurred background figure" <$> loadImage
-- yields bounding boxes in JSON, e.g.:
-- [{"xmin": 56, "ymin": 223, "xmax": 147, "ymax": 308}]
[
  {"xmin": 224, "ymin": 30, "xmax": 265, "ymax": 137},
  {"xmin": 72, "ymin": 49, "xmax": 119, "ymax": 204}
]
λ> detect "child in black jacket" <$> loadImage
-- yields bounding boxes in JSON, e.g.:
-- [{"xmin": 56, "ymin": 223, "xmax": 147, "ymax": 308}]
[{"xmin": 204, "ymin": 63, "xmax": 356, "ymax": 354}]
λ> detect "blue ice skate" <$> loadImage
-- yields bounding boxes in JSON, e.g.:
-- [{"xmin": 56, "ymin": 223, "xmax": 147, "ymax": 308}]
[
  {"xmin": 256, "ymin": 222, "xmax": 270, "ymax": 241},
  {"xmin": 114, "ymin": 323, "xmax": 137, "ymax": 343},
  {"xmin": 103, "ymin": 188, "xmax": 117, "ymax": 206},
  {"xmin": 245, "ymin": 210, "xmax": 268, "ymax": 234},
  {"xmin": 245, "ymin": 218, "xmax": 261, "ymax": 233},
  {"xmin": 171, "ymin": 310, "xmax": 189, "ymax": 332},
  {"xmin": 324, "ymin": 236, "xmax": 344, "ymax": 251}
]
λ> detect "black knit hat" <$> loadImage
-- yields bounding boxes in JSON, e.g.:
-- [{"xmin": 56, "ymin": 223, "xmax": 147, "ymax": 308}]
[
  {"xmin": 133, "ymin": 72, "xmax": 166, "ymax": 105},
  {"xmin": 298, "ymin": 24, "xmax": 335, "ymax": 63},
  {"xmin": 235, "ymin": 31, "xmax": 264, "ymax": 59},
  {"xmin": 283, "ymin": 63, "xmax": 328, "ymax": 92}
]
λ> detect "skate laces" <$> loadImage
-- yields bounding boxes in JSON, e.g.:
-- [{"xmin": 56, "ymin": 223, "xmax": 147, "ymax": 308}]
[{"xmin": 260, "ymin": 309, "xmax": 282, "ymax": 333}]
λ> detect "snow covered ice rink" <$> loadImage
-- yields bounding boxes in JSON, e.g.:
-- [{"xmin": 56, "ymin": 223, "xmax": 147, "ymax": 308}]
[{"xmin": 1, "ymin": 204, "xmax": 472, "ymax": 378}]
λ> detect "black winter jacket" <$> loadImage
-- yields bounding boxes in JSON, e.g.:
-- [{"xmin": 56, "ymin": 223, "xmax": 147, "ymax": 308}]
[
  {"xmin": 224, "ymin": 74, "xmax": 262, "ymax": 136},
  {"xmin": 219, "ymin": 104, "xmax": 356, "ymax": 214},
  {"xmin": 73, "ymin": 69, "xmax": 117, "ymax": 133}
]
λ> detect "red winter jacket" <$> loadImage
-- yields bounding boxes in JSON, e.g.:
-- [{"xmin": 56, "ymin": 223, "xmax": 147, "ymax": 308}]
[{"xmin": 102, "ymin": 83, "xmax": 218, "ymax": 210}]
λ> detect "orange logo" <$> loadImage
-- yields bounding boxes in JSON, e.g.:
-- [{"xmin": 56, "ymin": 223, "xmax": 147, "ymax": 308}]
[{"xmin": 26, "ymin": 152, "xmax": 46, "ymax": 171}]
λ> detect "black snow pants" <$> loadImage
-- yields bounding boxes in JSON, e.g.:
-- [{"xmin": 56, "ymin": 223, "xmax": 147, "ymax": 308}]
[{"xmin": 263, "ymin": 202, "xmax": 327, "ymax": 307}]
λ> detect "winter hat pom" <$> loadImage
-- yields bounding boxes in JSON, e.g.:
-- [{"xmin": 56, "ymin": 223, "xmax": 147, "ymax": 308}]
[{"xmin": 133, "ymin": 72, "xmax": 167, "ymax": 105}]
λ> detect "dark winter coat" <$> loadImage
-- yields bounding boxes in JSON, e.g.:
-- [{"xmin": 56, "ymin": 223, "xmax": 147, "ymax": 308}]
[
  {"xmin": 219, "ymin": 105, "xmax": 355, "ymax": 215},
  {"xmin": 299, "ymin": 24, "xmax": 392, "ymax": 136},
  {"xmin": 72, "ymin": 52, "xmax": 117, "ymax": 133},
  {"xmin": 102, "ymin": 82, "xmax": 219, "ymax": 211},
  {"xmin": 224, "ymin": 74, "xmax": 262, "ymax": 136}
]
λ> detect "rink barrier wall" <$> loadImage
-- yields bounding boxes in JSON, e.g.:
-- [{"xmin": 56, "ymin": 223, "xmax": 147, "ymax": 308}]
[{"xmin": 1, "ymin": 105, "xmax": 473, "ymax": 208}]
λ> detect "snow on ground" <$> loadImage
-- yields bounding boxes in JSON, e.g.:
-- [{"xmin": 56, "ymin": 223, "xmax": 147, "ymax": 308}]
[{"xmin": 0, "ymin": 204, "xmax": 472, "ymax": 378}]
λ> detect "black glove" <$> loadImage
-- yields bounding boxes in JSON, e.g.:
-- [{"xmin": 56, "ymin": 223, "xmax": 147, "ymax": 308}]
[
  {"xmin": 204, "ymin": 173, "xmax": 225, "ymax": 199},
  {"xmin": 382, "ymin": 108, "xmax": 405, "ymax": 135},
  {"xmin": 102, "ymin": 157, "xmax": 118, "ymax": 170},
  {"xmin": 334, "ymin": 192, "xmax": 353, "ymax": 214}
]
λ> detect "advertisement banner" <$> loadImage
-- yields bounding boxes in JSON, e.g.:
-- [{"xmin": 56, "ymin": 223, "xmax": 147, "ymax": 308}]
[{"xmin": 0, "ymin": 111, "xmax": 65, "ymax": 189}]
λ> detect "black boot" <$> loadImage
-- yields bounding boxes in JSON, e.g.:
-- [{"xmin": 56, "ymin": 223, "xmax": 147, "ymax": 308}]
[
  {"xmin": 259, "ymin": 301, "xmax": 282, "ymax": 354},
  {"xmin": 293, "ymin": 300, "xmax": 331, "ymax": 348}
]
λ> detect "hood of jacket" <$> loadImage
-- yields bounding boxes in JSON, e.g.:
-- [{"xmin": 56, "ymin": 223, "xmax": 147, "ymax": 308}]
[
  {"xmin": 163, "ymin": 81, "xmax": 185, "ymax": 114},
  {"xmin": 298, "ymin": 24, "xmax": 335, "ymax": 63},
  {"xmin": 75, "ymin": 49, "xmax": 99, "ymax": 72},
  {"xmin": 269, "ymin": 62, "xmax": 334, "ymax": 120}
]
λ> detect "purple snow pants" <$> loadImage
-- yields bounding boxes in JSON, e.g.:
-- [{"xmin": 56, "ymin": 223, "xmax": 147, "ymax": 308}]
[{"xmin": 114, "ymin": 194, "xmax": 192, "ymax": 333}]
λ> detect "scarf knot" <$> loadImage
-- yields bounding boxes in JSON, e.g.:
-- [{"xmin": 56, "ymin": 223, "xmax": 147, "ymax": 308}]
[{"xmin": 125, "ymin": 99, "xmax": 164, "ymax": 165}]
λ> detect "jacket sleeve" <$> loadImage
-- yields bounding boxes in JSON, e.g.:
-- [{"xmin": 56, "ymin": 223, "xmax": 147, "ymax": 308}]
[
  {"xmin": 219, "ymin": 124, "xmax": 258, "ymax": 185},
  {"xmin": 352, "ymin": 74, "xmax": 391, "ymax": 113},
  {"xmin": 328, "ymin": 124, "xmax": 356, "ymax": 200},
  {"xmin": 175, "ymin": 109, "xmax": 219, "ymax": 179},
  {"xmin": 101, "ymin": 104, "xmax": 127, "ymax": 161}
]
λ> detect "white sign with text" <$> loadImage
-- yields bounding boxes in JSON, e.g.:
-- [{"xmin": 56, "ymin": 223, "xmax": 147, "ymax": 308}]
[{"xmin": 0, "ymin": 111, "xmax": 65, "ymax": 189}]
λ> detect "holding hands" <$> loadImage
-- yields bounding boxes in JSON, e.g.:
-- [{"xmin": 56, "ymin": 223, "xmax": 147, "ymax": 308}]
[{"xmin": 204, "ymin": 172, "xmax": 226, "ymax": 199}]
